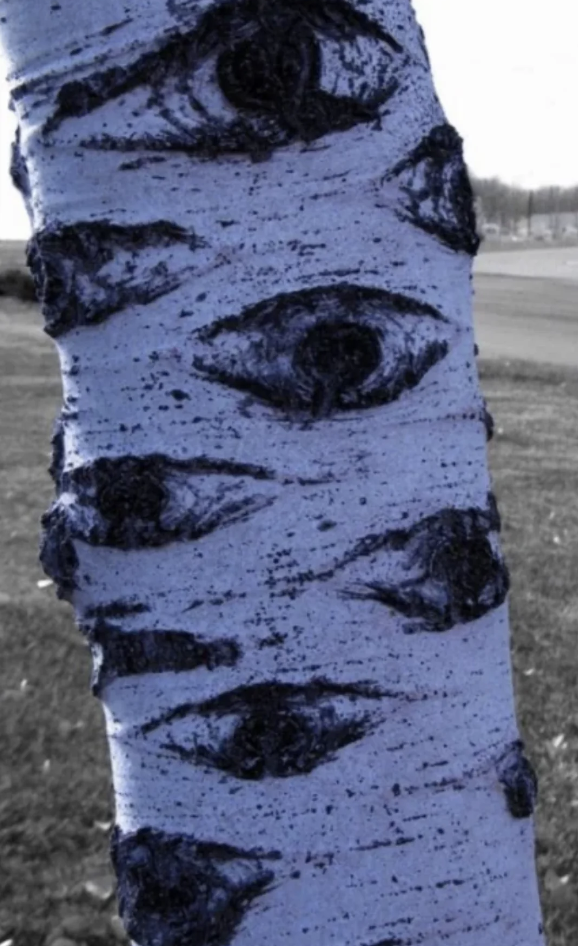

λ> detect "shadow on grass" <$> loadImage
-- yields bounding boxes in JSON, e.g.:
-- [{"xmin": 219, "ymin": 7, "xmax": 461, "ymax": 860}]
[{"xmin": 0, "ymin": 268, "xmax": 37, "ymax": 303}]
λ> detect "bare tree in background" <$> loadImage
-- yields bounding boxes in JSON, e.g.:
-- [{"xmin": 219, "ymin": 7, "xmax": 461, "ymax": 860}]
[{"xmin": 0, "ymin": 1, "xmax": 545, "ymax": 944}]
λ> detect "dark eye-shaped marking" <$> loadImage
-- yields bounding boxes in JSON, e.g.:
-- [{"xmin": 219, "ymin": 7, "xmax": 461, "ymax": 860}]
[
  {"xmin": 85, "ymin": 619, "xmax": 241, "ymax": 696},
  {"xmin": 496, "ymin": 740, "xmax": 538, "ymax": 819},
  {"xmin": 27, "ymin": 221, "xmax": 204, "ymax": 338},
  {"xmin": 192, "ymin": 285, "xmax": 450, "ymax": 418},
  {"xmin": 112, "ymin": 826, "xmax": 279, "ymax": 946},
  {"xmin": 385, "ymin": 124, "xmax": 480, "ymax": 256},
  {"xmin": 142, "ymin": 679, "xmax": 384, "ymax": 780},
  {"xmin": 345, "ymin": 503, "xmax": 509, "ymax": 632},
  {"xmin": 44, "ymin": 455, "xmax": 277, "ymax": 562},
  {"xmin": 43, "ymin": 0, "xmax": 403, "ymax": 159}
]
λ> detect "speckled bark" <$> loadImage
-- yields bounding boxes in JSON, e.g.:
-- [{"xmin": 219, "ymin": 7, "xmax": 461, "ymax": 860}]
[{"xmin": 0, "ymin": 1, "xmax": 544, "ymax": 945}]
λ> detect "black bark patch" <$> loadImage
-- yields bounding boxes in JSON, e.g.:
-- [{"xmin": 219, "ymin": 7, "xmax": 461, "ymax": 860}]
[
  {"xmin": 346, "ymin": 504, "xmax": 509, "ymax": 632},
  {"xmin": 48, "ymin": 414, "xmax": 65, "ymax": 487},
  {"xmin": 111, "ymin": 826, "xmax": 278, "ymax": 946},
  {"xmin": 387, "ymin": 124, "xmax": 480, "ymax": 255},
  {"xmin": 27, "ymin": 220, "xmax": 203, "ymax": 337},
  {"xmin": 193, "ymin": 284, "xmax": 450, "ymax": 418},
  {"xmin": 483, "ymin": 400, "xmax": 495, "ymax": 441},
  {"xmin": 39, "ymin": 504, "xmax": 79, "ymax": 600},
  {"xmin": 45, "ymin": 0, "xmax": 402, "ymax": 160},
  {"xmin": 87, "ymin": 620, "xmax": 241, "ymax": 693},
  {"xmin": 497, "ymin": 740, "xmax": 538, "ymax": 818},
  {"xmin": 145, "ymin": 678, "xmax": 383, "ymax": 779},
  {"xmin": 59, "ymin": 453, "xmax": 276, "ymax": 549},
  {"xmin": 85, "ymin": 599, "xmax": 151, "ymax": 619},
  {"xmin": 487, "ymin": 491, "xmax": 502, "ymax": 533},
  {"xmin": 9, "ymin": 127, "xmax": 31, "ymax": 200}
]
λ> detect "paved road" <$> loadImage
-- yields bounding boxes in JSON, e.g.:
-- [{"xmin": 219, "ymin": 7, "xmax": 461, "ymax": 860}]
[
  {"xmin": 1, "ymin": 244, "xmax": 578, "ymax": 368},
  {"xmin": 474, "ymin": 248, "xmax": 578, "ymax": 367}
]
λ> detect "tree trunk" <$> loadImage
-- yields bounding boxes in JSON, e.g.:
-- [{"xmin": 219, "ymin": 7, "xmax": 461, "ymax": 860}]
[{"xmin": 1, "ymin": 1, "xmax": 545, "ymax": 944}]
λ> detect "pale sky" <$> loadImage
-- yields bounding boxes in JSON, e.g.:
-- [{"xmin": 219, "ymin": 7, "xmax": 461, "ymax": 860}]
[{"xmin": 1, "ymin": 0, "xmax": 578, "ymax": 239}]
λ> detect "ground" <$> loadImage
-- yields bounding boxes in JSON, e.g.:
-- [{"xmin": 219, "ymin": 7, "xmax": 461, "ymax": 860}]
[{"xmin": 1, "ymin": 244, "xmax": 577, "ymax": 946}]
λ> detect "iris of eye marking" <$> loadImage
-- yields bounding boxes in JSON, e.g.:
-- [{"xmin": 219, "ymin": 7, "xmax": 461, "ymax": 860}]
[
  {"xmin": 54, "ymin": 454, "xmax": 277, "ymax": 550},
  {"xmin": 27, "ymin": 220, "xmax": 203, "ymax": 337},
  {"xmin": 86, "ymin": 620, "xmax": 241, "ymax": 695},
  {"xmin": 496, "ymin": 740, "xmax": 538, "ymax": 819},
  {"xmin": 42, "ymin": 0, "xmax": 402, "ymax": 158},
  {"xmin": 387, "ymin": 124, "xmax": 480, "ymax": 256},
  {"xmin": 346, "ymin": 505, "xmax": 509, "ymax": 632},
  {"xmin": 189, "ymin": 700, "xmax": 371, "ymax": 780},
  {"xmin": 112, "ymin": 826, "xmax": 279, "ymax": 946},
  {"xmin": 296, "ymin": 321, "xmax": 382, "ymax": 403},
  {"xmin": 193, "ymin": 284, "xmax": 450, "ymax": 417},
  {"xmin": 144, "ymin": 678, "xmax": 383, "ymax": 778},
  {"xmin": 218, "ymin": 20, "xmax": 321, "ymax": 115}
]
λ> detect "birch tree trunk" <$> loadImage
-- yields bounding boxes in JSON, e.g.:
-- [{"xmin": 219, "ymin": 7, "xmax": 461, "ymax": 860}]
[{"xmin": 1, "ymin": 1, "xmax": 545, "ymax": 944}]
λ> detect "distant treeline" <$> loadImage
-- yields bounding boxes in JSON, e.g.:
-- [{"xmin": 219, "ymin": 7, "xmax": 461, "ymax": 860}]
[{"xmin": 472, "ymin": 176, "xmax": 578, "ymax": 235}]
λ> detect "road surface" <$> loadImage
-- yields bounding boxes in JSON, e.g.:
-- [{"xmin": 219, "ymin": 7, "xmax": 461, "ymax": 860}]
[{"xmin": 474, "ymin": 248, "xmax": 578, "ymax": 367}]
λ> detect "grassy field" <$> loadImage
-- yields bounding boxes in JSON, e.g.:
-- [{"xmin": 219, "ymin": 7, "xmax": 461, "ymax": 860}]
[{"xmin": 1, "ymin": 264, "xmax": 577, "ymax": 944}]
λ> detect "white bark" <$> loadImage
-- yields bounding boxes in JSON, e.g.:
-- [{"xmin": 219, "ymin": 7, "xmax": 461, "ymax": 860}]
[{"xmin": 1, "ymin": 1, "xmax": 544, "ymax": 944}]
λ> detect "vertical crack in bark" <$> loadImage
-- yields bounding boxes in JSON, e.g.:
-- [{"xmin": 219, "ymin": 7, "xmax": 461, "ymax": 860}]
[{"xmin": 112, "ymin": 826, "xmax": 279, "ymax": 946}]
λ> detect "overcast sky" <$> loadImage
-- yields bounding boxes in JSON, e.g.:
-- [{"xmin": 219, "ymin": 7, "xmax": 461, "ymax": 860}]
[{"xmin": 1, "ymin": 0, "xmax": 578, "ymax": 239}]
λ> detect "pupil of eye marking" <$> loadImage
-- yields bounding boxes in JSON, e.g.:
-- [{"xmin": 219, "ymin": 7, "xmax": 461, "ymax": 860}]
[
  {"xmin": 217, "ymin": 24, "xmax": 320, "ymax": 115},
  {"xmin": 295, "ymin": 322, "xmax": 381, "ymax": 389}
]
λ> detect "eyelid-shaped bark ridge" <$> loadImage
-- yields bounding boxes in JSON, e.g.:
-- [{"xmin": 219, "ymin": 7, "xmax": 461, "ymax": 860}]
[
  {"xmin": 344, "ymin": 502, "xmax": 509, "ymax": 633},
  {"xmin": 111, "ymin": 825, "xmax": 280, "ymax": 946},
  {"xmin": 27, "ymin": 220, "xmax": 204, "ymax": 337},
  {"xmin": 386, "ymin": 123, "xmax": 481, "ymax": 255},
  {"xmin": 142, "ymin": 678, "xmax": 389, "ymax": 780},
  {"xmin": 85, "ymin": 619, "xmax": 242, "ymax": 695},
  {"xmin": 192, "ymin": 284, "xmax": 451, "ymax": 418},
  {"xmin": 39, "ymin": 0, "xmax": 403, "ymax": 159}
]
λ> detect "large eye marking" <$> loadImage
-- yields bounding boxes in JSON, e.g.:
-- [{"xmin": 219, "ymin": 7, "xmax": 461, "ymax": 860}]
[
  {"xmin": 44, "ymin": 454, "xmax": 278, "ymax": 558},
  {"xmin": 42, "ymin": 0, "xmax": 403, "ymax": 158},
  {"xmin": 345, "ymin": 502, "xmax": 509, "ymax": 633},
  {"xmin": 385, "ymin": 124, "xmax": 480, "ymax": 256},
  {"xmin": 192, "ymin": 285, "xmax": 451, "ymax": 418},
  {"xmin": 86, "ymin": 619, "xmax": 241, "ymax": 696},
  {"xmin": 28, "ymin": 221, "xmax": 204, "ymax": 337},
  {"xmin": 142, "ymin": 678, "xmax": 385, "ymax": 780},
  {"xmin": 112, "ymin": 825, "xmax": 279, "ymax": 946}
]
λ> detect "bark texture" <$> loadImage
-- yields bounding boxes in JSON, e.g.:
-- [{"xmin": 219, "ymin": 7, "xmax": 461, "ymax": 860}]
[{"xmin": 0, "ymin": 1, "xmax": 545, "ymax": 944}]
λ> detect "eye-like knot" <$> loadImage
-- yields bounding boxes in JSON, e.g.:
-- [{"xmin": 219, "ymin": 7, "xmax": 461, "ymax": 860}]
[{"xmin": 217, "ymin": 19, "xmax": 320, "ymax": 117}]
